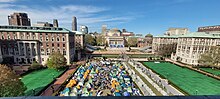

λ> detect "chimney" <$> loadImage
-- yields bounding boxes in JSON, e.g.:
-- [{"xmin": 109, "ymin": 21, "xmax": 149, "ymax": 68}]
[{"xmin": 53, "ymin": 19, "xmax": 58, "ymax": 27}]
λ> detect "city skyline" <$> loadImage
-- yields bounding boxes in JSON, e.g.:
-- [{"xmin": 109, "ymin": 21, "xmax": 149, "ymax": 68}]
[{"xmin": 0, "ymin": 0, "xmax": 220, "ymax": 35}]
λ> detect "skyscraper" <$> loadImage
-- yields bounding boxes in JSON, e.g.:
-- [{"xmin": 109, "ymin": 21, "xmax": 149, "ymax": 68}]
[
  {"xmin": 53, "ymin": 19, "xmax": 59, "ymax": 27},
  {"xmin": 8, "ymin": 12, "xmax": 31, "ymax": 26},
  {"xmin": 72, "ymin": 16, "xmax": 77, "ymax": 31}
]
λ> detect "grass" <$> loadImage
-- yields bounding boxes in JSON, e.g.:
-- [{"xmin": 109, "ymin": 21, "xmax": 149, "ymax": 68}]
[
  {"xmin": 126, "ymin": 62, "xmax": 163, "ymax": 96},
  {"xmin": 143, "ymin": 62, "xmax": 220, "ymax": 95},
  {"xmin": 21, "ymin": 69, "xmax": 65, "ymax": 96},
  {"xmin": 200, "ymin": 68, "xmax": 220, "ymax": 76}
]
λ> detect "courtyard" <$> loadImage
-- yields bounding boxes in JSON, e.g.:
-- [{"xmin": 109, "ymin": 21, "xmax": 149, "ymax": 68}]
[
  {"xmin": 143, "ymin": 62, "xmax": 220, "ymax": 95},
  {"xmin": 21, "ymin": 69, "xmax": 65, "ymax": 96}
]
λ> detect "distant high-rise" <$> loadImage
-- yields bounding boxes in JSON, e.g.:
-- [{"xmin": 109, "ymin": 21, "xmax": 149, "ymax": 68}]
[
  {"xmin": 53, "ymin": 19, "xmax": 58, "ymax": 27},
  {"xmin": 80, "ymin": 25, "xmax": 88, "ymax": 34},
  {"xmin": 72, "ymin": 16, "xmax": 77, "ymax": 31},
  {"xmin": 8, "ymin": 12, "xmax": 31, "ymax": 26},
  {"xmin": 102, "ymin": 25, "xmax": 107, "ymax": 34}
]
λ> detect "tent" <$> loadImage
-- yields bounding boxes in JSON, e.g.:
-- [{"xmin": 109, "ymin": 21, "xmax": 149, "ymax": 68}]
[
  {"xmin": 123, "ymin": 92, "xmax": 130, "ymax": 96},
  {"xmin": 114, "ymin": 92, "xmax": 121, "ymax": 96},
  {"xmin": 127, "ymin": 87, "xmax": 132, "ymax": 93}
]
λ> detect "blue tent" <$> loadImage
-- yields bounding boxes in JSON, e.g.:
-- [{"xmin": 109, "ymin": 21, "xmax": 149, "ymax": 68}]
[
  {"xmin": 123, "ymin": 92, "xmax": 130, "ymax": 96},
  {"xmin": 121, "ymin": 83, "xmax": 127, "ymax": 88},
  {"xmin": 114, "ymin": 92, "xmax": 121, "ymax": 96}
]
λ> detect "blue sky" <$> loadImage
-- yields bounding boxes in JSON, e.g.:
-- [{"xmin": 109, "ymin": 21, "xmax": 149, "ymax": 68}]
[{"xmin": 0, "ymin": 0, "xmax": 220, "ymax": 35}]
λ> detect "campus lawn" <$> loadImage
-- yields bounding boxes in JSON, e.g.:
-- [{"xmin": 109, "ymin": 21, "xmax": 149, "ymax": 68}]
[
  {"xmin": 21, "ymin": 69, "xmax": 65, "ymax": 96},
  {"xmin": 200, "ymin": 68, "xmax": 220, "ymax": 76},
  {"xmin": 143, "ymin": 62, "xmax": 220, "ymax": 95}
]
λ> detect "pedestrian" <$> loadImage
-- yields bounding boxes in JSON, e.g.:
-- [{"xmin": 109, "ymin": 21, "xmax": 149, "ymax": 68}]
[{"xmin": 51, "ymin": 86, "xmax": 55, "ymax": 93}]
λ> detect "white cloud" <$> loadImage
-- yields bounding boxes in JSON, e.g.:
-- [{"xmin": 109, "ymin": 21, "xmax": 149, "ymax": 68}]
[
  {"xmin": 0, "ymin": 0, "xmax": 17, "ymax": 2},
  {"xmin": 0, "ymin": 3, "xmax": 134, "ymax": 32}
]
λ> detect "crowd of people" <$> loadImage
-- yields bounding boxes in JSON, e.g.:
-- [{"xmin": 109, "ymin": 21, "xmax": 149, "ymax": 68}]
[{"xmin": 59, "ymin": 59, "xmax": 141, "ymax": 96}]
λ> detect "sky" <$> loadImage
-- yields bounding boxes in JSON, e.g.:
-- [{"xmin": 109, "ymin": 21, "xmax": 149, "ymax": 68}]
[{"xmin": 0, "ymin": 0, "xmax": 220, "ymax": 36}]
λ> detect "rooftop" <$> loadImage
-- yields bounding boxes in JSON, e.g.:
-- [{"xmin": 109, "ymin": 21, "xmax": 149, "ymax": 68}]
[
  {"xmin": 0, "ymin": 25, "xmax": 71, "ymax": 33},
  {"xmin": 155, "ymin": 32, "xmax": 220, "ymax": 38}
]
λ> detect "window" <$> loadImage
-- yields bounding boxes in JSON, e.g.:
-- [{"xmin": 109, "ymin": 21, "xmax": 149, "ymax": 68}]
[
  {"xmin": 2, "ymin": 36, "xmax": 4, "ymax": 39},
  {"xmin": 46, "ymin": 48, "xmax": 50, "ymax": 55},
  {"xmin": 52, "ymin": 48, "xmax": 55, "ymax": 52},
  {"xmin": 42, "ymin": 58, "xmax": 44, "ymax": 61},
  {"xmin": 63, "ymin": 49, "xmax": 66, "ymax": 55},
  {"xmin": 57, "ymin": 43, "xmax": 60, "ymax": 47},
  {"xmin": 57, "ymin": 49, "xmax": 60, "ymax": 53},
  {"xmin": 57, "ymin": 37, "xmax": 60, "ymax": 41},
  {"xmin": 40, "ymin": 36, "xmax": 43, "ymax": 41},
  {"xmin": 63, "ymin": 37, "xmax": 65, "ymax": 41},
  {"xmin": 20, "ymin": 35, "xmax": 23, "ymax": 39},
  {"xmin": 63, "ymin": 44, "xmax": 65, "ymax": 47},
  {"xmin": 46, "ymin": 43, "xmax": 49, "ymax": 47},
  {"xmin": 46, "ymin": 37, "xmax": 49, "ymax": 41},
  {"xmin": 52, "ymin": 37, "xmax": 54, "ymax": 41},
  {"xmin": 41, "ymin": 49, "xmax": 45, "ymax": 55},
  {"xmin": 52, "ymin": 43, "xmax": 54, "ymax": 47}
]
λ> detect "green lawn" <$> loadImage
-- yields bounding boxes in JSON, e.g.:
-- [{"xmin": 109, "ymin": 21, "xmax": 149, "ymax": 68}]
[
  {"xmin": 143, "ymin": 62, "xmax": 220, "ymax": 95},
  {"xmin": 21, "ymin": 69, "xmax": 65, "ymax": 96},
  {"xmin": 200, "ymin": 68, "xmax": 220, "ymax": 76}
]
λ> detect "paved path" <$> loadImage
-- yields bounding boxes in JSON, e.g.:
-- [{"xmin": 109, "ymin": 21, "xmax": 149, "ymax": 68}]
[
  {"xmin": 122, "ymin": 62, "xmax": 155, "ymax": 96},
  {"xmin": 40, "ymin": 66, "xmax": 77, "ymax": 96},
  {"xmin": 40, "ymin": 61, "xmax": 86, "ymax": 96}
]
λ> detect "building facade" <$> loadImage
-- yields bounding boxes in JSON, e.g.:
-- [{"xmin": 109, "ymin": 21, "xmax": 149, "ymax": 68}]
[
  {"xmin": 152, "ymin": 35, "xmax": 178, "ymax": 54},
  {"xmin": 104, "ymin": 28, "xmax": 125, "ymax": 48},
  {"xmin": 80, "ymin": 25, "xmax": 88, "ymax": 34},
  {"xmin": 72, "ymin": 16, "xmax": 77, "ymax": 31},
  {"xmin": 153, "ymin": 28, "xmax": 188, "ymax": 54},
  {"xmin": 8, "ymin": 13, "xmax": 31, "ymax": 26},
  {"xmin": 171, "ymin": 32, "xmax": 220, "ymax": 65},
  {"xmin": 74, "ymin": 31, "xmax": 85, "ymax": 60},
  {"xmin": 0, "ymin": 25, "xmax": 75, "ymax": 65},
  {"xmin": 165, "ymin": 28, "xmax": 189, "ymax": 36},
  {"xmin": 198, "ymin": 25, "xmax": 220, "ymax": 32}
]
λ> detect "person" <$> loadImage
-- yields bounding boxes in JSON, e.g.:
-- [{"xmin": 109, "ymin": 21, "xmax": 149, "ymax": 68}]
[
  {"xmin": 51, "ymin": 86, "xmax": 55, "ymax": 93},
  {"xmin": 32, "ymin": 89, "xmax": 36, "ymax": 95}
]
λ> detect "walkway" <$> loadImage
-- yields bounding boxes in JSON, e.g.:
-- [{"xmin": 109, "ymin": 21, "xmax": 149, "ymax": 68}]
[
  {"xmin": 122, "ymin": 62, "xmax": 155, "ymax": 96},
  {"xmin": 40, "ymin": 61, "xmax": 86, "ymax": 96}
]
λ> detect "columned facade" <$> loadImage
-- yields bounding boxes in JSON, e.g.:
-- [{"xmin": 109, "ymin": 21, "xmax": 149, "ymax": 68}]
[{"xmin": 0, "ymin": 25, "xmax": 75, "ymax": 66}]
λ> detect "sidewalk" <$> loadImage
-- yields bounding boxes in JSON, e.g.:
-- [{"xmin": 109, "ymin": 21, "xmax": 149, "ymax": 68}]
[{"xmin": 40, "ymin": 66, "xmax": 77, "ymax": 96}]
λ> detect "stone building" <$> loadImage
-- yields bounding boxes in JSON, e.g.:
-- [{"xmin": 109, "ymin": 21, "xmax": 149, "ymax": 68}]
[
  {"xmin": 0, "ymin": 25, "xmax": 75, "ymax": 65},
  {"xmin": 171, "ymin": 32, "xmax": 220, "ymax": 65},
  {"xmin": 152, "ymin": 28, "xmax": 188, "ymax": 54}
]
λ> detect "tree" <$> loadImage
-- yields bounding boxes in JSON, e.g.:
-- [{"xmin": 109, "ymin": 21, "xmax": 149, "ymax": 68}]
[
  {"xmin": 96, "ymin": 35, "xmax": 106, "ymax": 46},
  {"xmin": 158, "ymin": 43, "xmax": 177, "ymax": 57},
  {"xmin": 85, "ymin": 34, "xmax": 96, "ymax": 45},
  {"xmin": 47, "ymin": 52, "xmax": 67, "ymax": 69},
  {"xmin": 127, "ymin": 37, "xmax": 138, "ymax": 47},
  {"xmin": 198, "ymin": 46, "xmax": 220, "ymax": 68},
  {"xmin": 0, "ymin": 64, "xmax": 26, "ymax": 97},
  {"xmin": 28, "ymin": 61, "xmax": 43, "ymax": 70}
]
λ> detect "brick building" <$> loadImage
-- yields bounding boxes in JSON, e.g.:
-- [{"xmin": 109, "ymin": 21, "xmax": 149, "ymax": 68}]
[
  {"xmin": 198, "ymin": 25, "xmax": 220, "ymax": 32},
  {"xmin": 8, "ymin": 13, "xmax": 31, "ymax": 26},
  {"xmin": 0, "ymin": 25, "xmax": 75, "ymax": 65}
]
